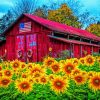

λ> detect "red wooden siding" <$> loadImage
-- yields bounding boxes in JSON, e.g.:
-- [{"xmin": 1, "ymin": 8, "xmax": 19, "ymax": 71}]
[
  {"xmin": 93, "ymin": 46, "xmax": 98, "ymax": 53},
  {"xmin": 74, "ymin": 44, "xmax": 80, "ymax": 58},
  {"xmin": 6, "ymin": 36, "xmax": 15, "ymax": 60},
  {"xmin": 49, "ymin": 38, "xmax": 70, "ymax": 58}
]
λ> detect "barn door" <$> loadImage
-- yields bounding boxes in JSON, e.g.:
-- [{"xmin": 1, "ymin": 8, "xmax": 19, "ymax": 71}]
[
  {"xmin": 16, "ymin": 34, "xmax": 37, "ymax": 62},
  {"xmin": 16, "ymin": 35, "xmax": 25, "ymax": 61},
  {"xmin": 26, "ymin": 34, "xmax": 37, "ymax": 62}
]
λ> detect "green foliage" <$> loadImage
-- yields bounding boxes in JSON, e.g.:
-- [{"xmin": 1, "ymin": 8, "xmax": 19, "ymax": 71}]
[
  {"xmin": 92, "ymin": 52, "xmax": 100, "ymax": 56},
  {"xmin": 78, "ymin": 61, "xmax": 100, "ymax": 72},
  {"xmin": 56, "ymin": 50, "xmax": 70, "ymax": 60}
]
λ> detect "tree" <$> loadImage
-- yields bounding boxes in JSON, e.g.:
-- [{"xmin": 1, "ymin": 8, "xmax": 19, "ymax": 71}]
[
  {"xmin": 11, "ymin": 0, "xmax": 38, "ymax": 18},
  {"xmin": 48, "ymin": 0, "xmax": 99, "ymax": 29},
  {"xmin": 86, "ymin": 23, "xmax": 100, "ymax": 37},
  {"xmin": 33, "ymin": 5, "xmax": 48, "ymax": 18},
  {"xmin": 48, "ymin": 3, "xmax": 82, "ymax": 28},
  {"xmin": 0, "ymin": 10, "xmax": 14, "ymax": 34}
]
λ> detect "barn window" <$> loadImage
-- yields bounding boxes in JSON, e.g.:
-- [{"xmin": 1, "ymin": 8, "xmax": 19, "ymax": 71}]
[
  {"xmin": 54, "ymin": 33, "xmax": 68, "ymax": 38},
  {"xmin": 81, "ymin": 38, "xmax": 90, "ymax": 43},
  {"xmin": 91, "ymin": 41, "xmax": 99, "ymax": 45}
]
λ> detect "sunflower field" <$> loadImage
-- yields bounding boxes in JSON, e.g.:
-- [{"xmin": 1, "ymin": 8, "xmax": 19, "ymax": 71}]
[{"xmin": 0, "ymin": 55, "xmax": 100, "ymax": 100}]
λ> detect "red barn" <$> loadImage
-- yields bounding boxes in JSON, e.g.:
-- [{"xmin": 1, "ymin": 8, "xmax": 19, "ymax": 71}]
[{"xmin": 0, "ymin": 14, "xmax": 100, "ymax": 62}]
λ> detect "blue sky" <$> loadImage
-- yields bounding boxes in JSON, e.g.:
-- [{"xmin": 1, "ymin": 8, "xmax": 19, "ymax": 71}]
[{"xmin": 0, "ymin": 0, "xmax": 100, "ymax": 18}]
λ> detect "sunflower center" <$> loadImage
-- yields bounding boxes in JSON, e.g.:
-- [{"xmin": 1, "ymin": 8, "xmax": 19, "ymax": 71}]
[
  {"xmin": 28, "ymin": 65, "xmax": 32, "ymax": 68},
  {"xmin": 22, "ymin": 65, "xmax": 25, "ymax": 68},
  {"xmin": 6, "ymin": 71, "xmax": 10, "ymax": 75},
  {"xmin": 14, "ymin": 63, "xmax": 19, "ymax": 68},
  {"xmin": 52, "ymin": 65, "xmax": 59, "ymax": 71},
  {"xmin": 22, "ymin": 75, "xmax": 27, "ymax": 78},
  {"xmin": 74, "ymin": 61, "xmax": 78, "ymax": 64},
  {"xmin": 75, "ymin": 76, "xmax": 82, "ymax": 82},
  {"xmin": 67, "ymin": 65, "xmax": 73, "ymax": 71},
  {"xmin": 1, "ymin": 79, "xmax": 10, "ymax": 85},
  {"xmin": 35, "ymin": 74, "xmax": 40, "ymax": 77},
  {"xmin": 81, "ymin": 60, "xmax": 84, "ymax": 63},
  {"xmin": 21, "ymin": 83, "xmax": 29, "ymax": 89},
  {"xmin": 56, "ymin": 82, "xmax": 62, "ymax": 86},
  {"xmin": 48, "ymin": 60, "xmax": 53, "ymax": 66},
  {"xmin": 41, "ymin": 78, "xmax": 46, "ymax": 82},
  {"xmin": 94, "ymin": 79, "xmax": 100, "ymax": 85},
  {"xmin": 87, "ymin": 58, "xmax": 93, "ymax": 63}
]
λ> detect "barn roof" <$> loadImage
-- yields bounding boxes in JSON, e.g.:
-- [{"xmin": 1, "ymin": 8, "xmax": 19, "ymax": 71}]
[
  {"xmin": 24, "ymin": 14, "xmax": 100, "ymax": 41},
  {"xmin": 3, "ymin": 14, "xmax": 100, "ymax": 41}
]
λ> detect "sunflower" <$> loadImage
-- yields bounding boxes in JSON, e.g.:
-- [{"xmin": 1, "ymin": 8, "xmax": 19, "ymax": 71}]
[
  {"xmin": 15, "ymin": 79, "xmax": 33, "ymax": 94},
  {"xmin": 28, "ymin": 76, "xmax": 34, "ymax": 83},
  {"xmin": 34, "ymin": 78, "xmax": 40, "ymax": 83},
  {"xmin": 59, "ymin": 60, "xmax": 66, "ymax": 65},
  {"xmin": 30, "ymin": 65, "xmax": 44, "ymax": 75},
  {"xmin": 12, "ymin": 60, "xmax": 20, "ymax": 70},
  {"xmin": 73, "ymin": 73, "xmax": 86, "ymax": 85},
  {"xmin": 50, "ymin": 62, "xmax": 60, "ymax": 73},
  {"xmin": 81, "ymin": 71, "xmax": 87, "ymax": 77},
  {"xmin": 50, "ymin": 76, "xmax": 69, "ymax": 94},
  {"xmin": 3, "ymin": 70, "xmax": 13, "ymax": 78},
  {"xmin": 0, "ymin": 77, "xmax": 11, "ymax": 87},
  {"xmin": 89, "ymin": 73, "xmax": 100, "ymax": 91},
  {"xmin": 43, "ymin": 57, "xmax": 55, "ymax": 67},
  {"xmin": 48, "ymin": 74, "xmax": 55, "ymax": 81},
  {"xmin": 62, "ymin": 62, "xmax": 75, "ymax": 76},
  {"xmin": 27, "ymin": 63, "xmax": 34, "ymax": 69},
  {"xmin": 73, "ymin": 58, "xmax": 79, "ymax": 66},
  {"xmin": 85, "ymin": 55, "xmax": 95, "ymax": 66},
  {"xmin": 21, "ymin": 73, "xmax": 28, "ymax": 78},
  {"xmin": 39, "ymin": 75, "xmax": 48, "ymax": 85},
  {"xmin": 20, "ymin": 63, "xmax": 26, "ymax": 69},
  {"xmin": 79, "ymin": 57, "xmax": 85, "ymax": 65},
  {"xmin": 71, "ymin": 68, "xmax": 81, "ymax": 76},
  {"xmin": 87, "ymin": 71, "xmax": 96, "ymax": 80},
  {"xmin": 33, "ymin": 71, "xmax": 42, "ymax": 78}
]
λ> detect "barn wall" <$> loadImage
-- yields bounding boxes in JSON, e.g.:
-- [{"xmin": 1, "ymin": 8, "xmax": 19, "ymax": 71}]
[
  {"xmin": 0, "ymin": 42, "xmax": 6, "ymax": 59},
  {"xmin": 48, "ymin": 38, "xmax": 70, "ymax": 58},
  {"xmin": 93, "ymin": 46, "xmax": 99, "ymax": 53},
  {"xmin": 6, "ymin": 36, "xmax": 15, "ymax": 60},
  {"xmin": 74, "ymin": 44, "xmax": 81, "ymax": 58},
  {"xmin": 37, "ymin": 31, "xmax": 52, "ymax": 61}
]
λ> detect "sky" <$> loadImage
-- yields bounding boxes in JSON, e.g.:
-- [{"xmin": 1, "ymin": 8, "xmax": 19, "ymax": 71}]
[{"xmin": 0, "ymin": 0, "xmax": 100, "ymax": 18}]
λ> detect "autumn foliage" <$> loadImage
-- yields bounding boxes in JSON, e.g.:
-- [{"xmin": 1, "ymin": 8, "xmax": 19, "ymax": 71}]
[
  {"xmin": 86, "ymin": 23, "xmax": 100, "ymax": 37},
  {"xmin": 48, "ymin": 4, "xmax": 82, "ymax": 28}
]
